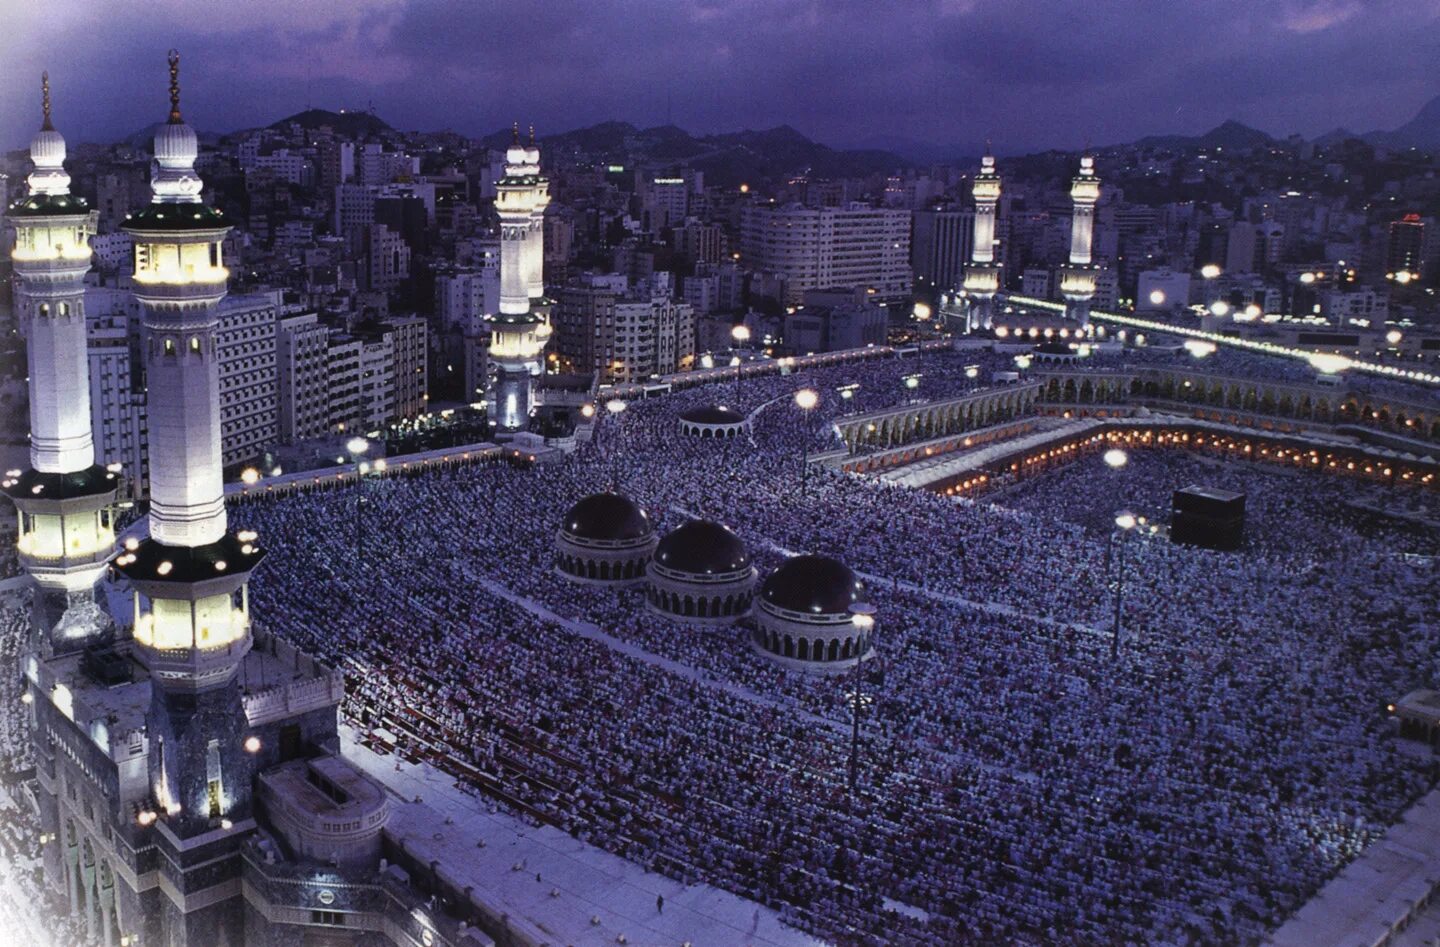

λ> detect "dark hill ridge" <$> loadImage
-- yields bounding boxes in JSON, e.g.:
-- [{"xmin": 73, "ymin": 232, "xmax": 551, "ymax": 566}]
[
  {"xmin": 268, "ymin": 108, "xmax": 393, "ymax": 138},
  {"xmin": 1366, "ymin": 94, "xmax": 1440, "ymax": 150},
  {"xmin": 479, "ymin": 120, "xmax": 909, "ymax": 185},
  {"xmin": 1133, "ymin": 120, "xmax": 1275, "ymax": 152}
]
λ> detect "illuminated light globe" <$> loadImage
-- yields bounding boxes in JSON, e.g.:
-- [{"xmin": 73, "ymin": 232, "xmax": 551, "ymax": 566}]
[
  {"xmin": 1209, "ymin": 301, "xmax": 1230, "ymax": 317},
  {"xmin": 794, "ymin": 389, "xmax": 819, "ymax": 411},
  {"xmin": 346, "ymin": 436, "xmax": 369, "ymax": 456},
  {"xmin": 1115, "ymin": 511, "xmax": 1138, "ymax": 530},
  {"xmin": 1148, "ymin": 289, "xmax": 1166, "ymax": 306},
  {"xmin": 1386, "ymin": 329, "xmax": 1403, "ymax": 345},
  {"xmin": 1200, "ymin": 264, "xmax": 1221, "ymax": 279},
  {"xmin": 605, "ymin": 398, "xmax": 627, "ymax": 414},
  {"xmin": 1103, "ymin": 448, "xmax": 1129, "ymax": 469},
  {"xmin": 1307, "ymin": 352, "xmax": 1352, "ymax": 374},
  {"xmin": 240, "ymin": 467, "xmax": 259, "ymax": 485},
  {"xmin": 1184, "ymin": 339, "xmax": 1216, "ymax": 358},
  {"xmin": 1299, "ymin": 272, "xmax": 1316, "ymax": 284}
]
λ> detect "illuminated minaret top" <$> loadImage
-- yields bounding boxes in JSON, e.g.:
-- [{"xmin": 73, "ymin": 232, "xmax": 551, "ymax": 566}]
[
  {"xmin": 1060, "ymin": 154, "xmax": 1101, "ymax": 325},
  {"xmin": 4, "ymin": 73, "xmax": 117, "ymax": 649},
  {"xmin": 961, "ymin": 147, "xmax": 1002, "ymax": 331},
  {"xmin": 1068, "ymin": 154, "xmax": 1100, "ymax": 267}
]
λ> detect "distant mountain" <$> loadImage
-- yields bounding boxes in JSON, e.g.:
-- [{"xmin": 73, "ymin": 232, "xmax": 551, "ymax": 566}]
[
  {"xmin": 268, "ymin": 108, "xmax": 392, "ymax": 138},
  {"xmin": 481, "ymin": 120, "xmax": 910, "ymax": 185},
  {"xmin": 1363, "ymin": 94, "xmax": 1440, "ymax": 150},
  {"xmin": 1133, "ymin": 120, "xmax": 1274, "ymax": 152},
  {"xmin": 1313, "ymin": 127, "xmax": 1361, "ymax": 147}
]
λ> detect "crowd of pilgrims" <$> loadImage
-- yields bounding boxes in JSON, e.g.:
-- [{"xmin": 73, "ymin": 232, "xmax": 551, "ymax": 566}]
[{"xmin": 225, "ymin": 347, "xmax": 1440, "ymax": 946}]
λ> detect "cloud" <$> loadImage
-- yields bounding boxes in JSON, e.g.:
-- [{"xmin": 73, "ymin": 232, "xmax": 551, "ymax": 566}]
[
  {"xmin": 1280, "ymin": 0, "xmax": 1362, "ymax": 33},
  {"xmin": 3, "ymin": 0, "xmax": 1440, "ymax": 153}
]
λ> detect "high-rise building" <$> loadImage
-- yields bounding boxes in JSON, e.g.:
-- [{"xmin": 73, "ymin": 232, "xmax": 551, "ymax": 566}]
[
  {"xmin": 606, "ymin": 274, "xmax": 695, "ymax": 383},
  {"xmin": 911, "ymin": 204, "xmax": 974, "ymax": 299},
  {"xmin": 216, "ymin": 292, "xmax": 280, "ymax": 468},
  {"xmin": 554, "ymin": 273, "xmax": 626, "ymax": 376},
  {"xmin": 276, "ymin": 311, "xmax": 330, "ymax": 442},
  {"xmin": 739, "ymin": 202, "xmax": 912, "ymax": 304},
  {"xmin": 2, "ymin": 72, "xmax": 118, "ymax": 645},
  {"xmin": 1388, "ymin": 214, "xmax": 1425, "ymax": 280}
]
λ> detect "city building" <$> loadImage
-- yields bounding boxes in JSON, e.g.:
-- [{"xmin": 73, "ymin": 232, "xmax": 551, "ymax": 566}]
[{"xmin": 739, "ymin": 201, "xmax": 912, "ymax": 304}]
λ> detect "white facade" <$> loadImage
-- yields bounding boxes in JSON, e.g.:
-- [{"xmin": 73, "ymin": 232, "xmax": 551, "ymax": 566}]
[
  {"xmin": 739, "ymin": 202, "xmax": 912, "ymax": 304},
  {"xmin": 276, "ymin": 312, "xmax": 330, "ymax": 443},
  {"xmin": 606, "ymin": 275, "xmax": 695, "ymax": 383},
  {"xmin": 216, "ymin": 292, "xmax": 280, "ymax": 467},
  {"xmin": 1137, "ymin": 268, "xmax": 1192, "ymax": 311}
]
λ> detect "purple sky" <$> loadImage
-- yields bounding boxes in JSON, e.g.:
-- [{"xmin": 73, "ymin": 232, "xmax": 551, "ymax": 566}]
[{"xmin": 4, "ymin": 0, "xmax": 1439, "ymax": 154}]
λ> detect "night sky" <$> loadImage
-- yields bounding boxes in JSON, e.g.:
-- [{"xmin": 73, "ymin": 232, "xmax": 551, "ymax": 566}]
[{"xmin": 4, "ymin": 0, "xmax": 1439, "ymax": 154}]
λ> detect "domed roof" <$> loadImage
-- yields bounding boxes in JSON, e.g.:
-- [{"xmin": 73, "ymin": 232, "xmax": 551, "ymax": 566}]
[
  {"xmin": 761, "ymin": 555, "xmax": 862, "ymax": 615},
  {"xmin": 654, "ymin": 520, "xmax": 749, "ymax": 575},
  {"xmin": 562, "ymin": 492, "xmax": 652, "ymax": 541},
  {"xmin": 681, "ymin": 405, "xmax": 744, "ymax": 425}
]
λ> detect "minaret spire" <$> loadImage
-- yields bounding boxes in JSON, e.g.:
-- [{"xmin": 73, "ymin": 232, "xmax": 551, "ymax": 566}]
[
  {"xmin": 529, "ymin": 124, "xmax": 535, "ymax": 146},
  {"xmin": 167, "ymin": 48, "xmax": 182, "ymax": 124},
  {"xmin": 512, "ymin": 121, "xmax": 520, "ymax": 145},
  {"xmin": 41, "ymin": 72, "xmax": 53, "ymax": 132}
]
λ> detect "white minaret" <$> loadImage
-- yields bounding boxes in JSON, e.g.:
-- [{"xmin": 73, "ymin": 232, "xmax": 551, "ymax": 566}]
[
  {"xmin": 3, "ymin": 73, "xmax": 118, "ymax": 651},
  {"xmin": 961, "ymin": 149, "xmax": 1002, "ymax": 331},
  {"xmin": 1060, "ymin": 154, "xmax": 1101, "ymax": 326},
  {"xmin": 115, "ymin": 52, "xmax": 262, "ymax": 845},
  {"xmin": 117, "ymin": 52, "xmax": 261, "ymax": 697},
  {"xmin": 488, "ymin": 123, "xmax": 551, "ymax": 432}
]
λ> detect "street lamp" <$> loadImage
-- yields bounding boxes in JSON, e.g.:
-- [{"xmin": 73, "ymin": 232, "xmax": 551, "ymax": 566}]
[
  {"xmin": 1109, "ymin": 510, "xmax": 1137, "ymax": 659},
  {"xmin": 795, "ymin": 388, "xmax": 819, "ymax": 496},
  {"xmin": 239, "ymin": 467, "xmax": 259, "ymax": 487},
  {"xmin": 731, "ymin": 325, "xmax": 751, "ymax": 399},
  {"xmin": 347, "ymin": 437, "xmax": 369, "ymax": 561},
  {"xmin": 847, "ymin": 603, "xmax": 877, "ymax": 795}
]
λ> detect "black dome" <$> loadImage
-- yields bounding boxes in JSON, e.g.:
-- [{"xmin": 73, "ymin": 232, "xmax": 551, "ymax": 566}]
[
  {"xmin": 681, "ymin": 405, "xmax": 744, "ymax": 425},
  {"xmin": 562, "ymin": 492, "xmax": 652, "ymax": 541},
  {"xmin": 761, "ymin": 555, "xmax": 862, "ymax": 615},
  {"xmin": 654, "ymin": 520, "xmax": 749, "ymax": 574}
]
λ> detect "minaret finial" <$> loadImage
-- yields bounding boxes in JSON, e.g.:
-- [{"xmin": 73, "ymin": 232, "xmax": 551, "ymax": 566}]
[
  {"xmin": 167, "ymin": 49, "xmax": 182, "ymax": 124},
  {"xmin": 984, "ymin": 138, "xmax": 992, "ymax": 157},
  {"xmin": 512, "ymin": 121, "xmax": 520, "ymax": 145},
  {"xmin": 529, "ymin": 124, "xmax": 535, "ymax": 146},
  {"xmin": 41, "ymin": 72, "xmax": 54, "ymax": 132}
]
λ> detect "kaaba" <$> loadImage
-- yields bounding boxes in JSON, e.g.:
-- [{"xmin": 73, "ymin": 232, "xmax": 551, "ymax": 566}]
[{"xmin": 1171, "ymin": 485, "xmax": 1245, "ymax": 551}]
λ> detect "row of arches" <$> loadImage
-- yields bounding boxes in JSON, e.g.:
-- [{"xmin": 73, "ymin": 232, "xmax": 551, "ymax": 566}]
[
  {"xmin": 841, "ymin": 389, "xmax": 1039, "ymax": 451},
  {"xmin": 63, "ymin": 815, "xmax": 124, "ymax": 947},
  {"xmin": 753, "ymin": 627, "xmax": 870, "ymax": 663},
  {"xmin": 648, "ymin": 586, "xmax": 752, "ymax": 620},
  {"xmin": 1039, "ymin": 372, "xmax": 1440, "ymax": 442},
  {"xmin": 679, "ymin": 421, "xmax": 749, "ymax": 439},
  {"xmin": 555, "ymin": 553, "xmax": 646, "ymax": 582}
]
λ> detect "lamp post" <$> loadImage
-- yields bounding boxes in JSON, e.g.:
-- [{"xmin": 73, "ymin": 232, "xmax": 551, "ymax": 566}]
[
  {"xmin": 794, "ymin": 388, "xmax": 818, "ymax": 496},
  {"xmin": 846, "ymin": 603, "xmax": 877, "ymax": 796},
  {"xmin": 1110, "ymin": 510, "xmax": 1137, "ymax": 659},
  {"xmin": 604, "ymin": 398, "xmax": 627, "ymax": 470},
  {"xmin": 347, "ymin": 436, "xmax": 369, "ymax": 561},
  {"xmin": 731, "ymin": 324, "xmax": 750, "ymax": 399}
]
